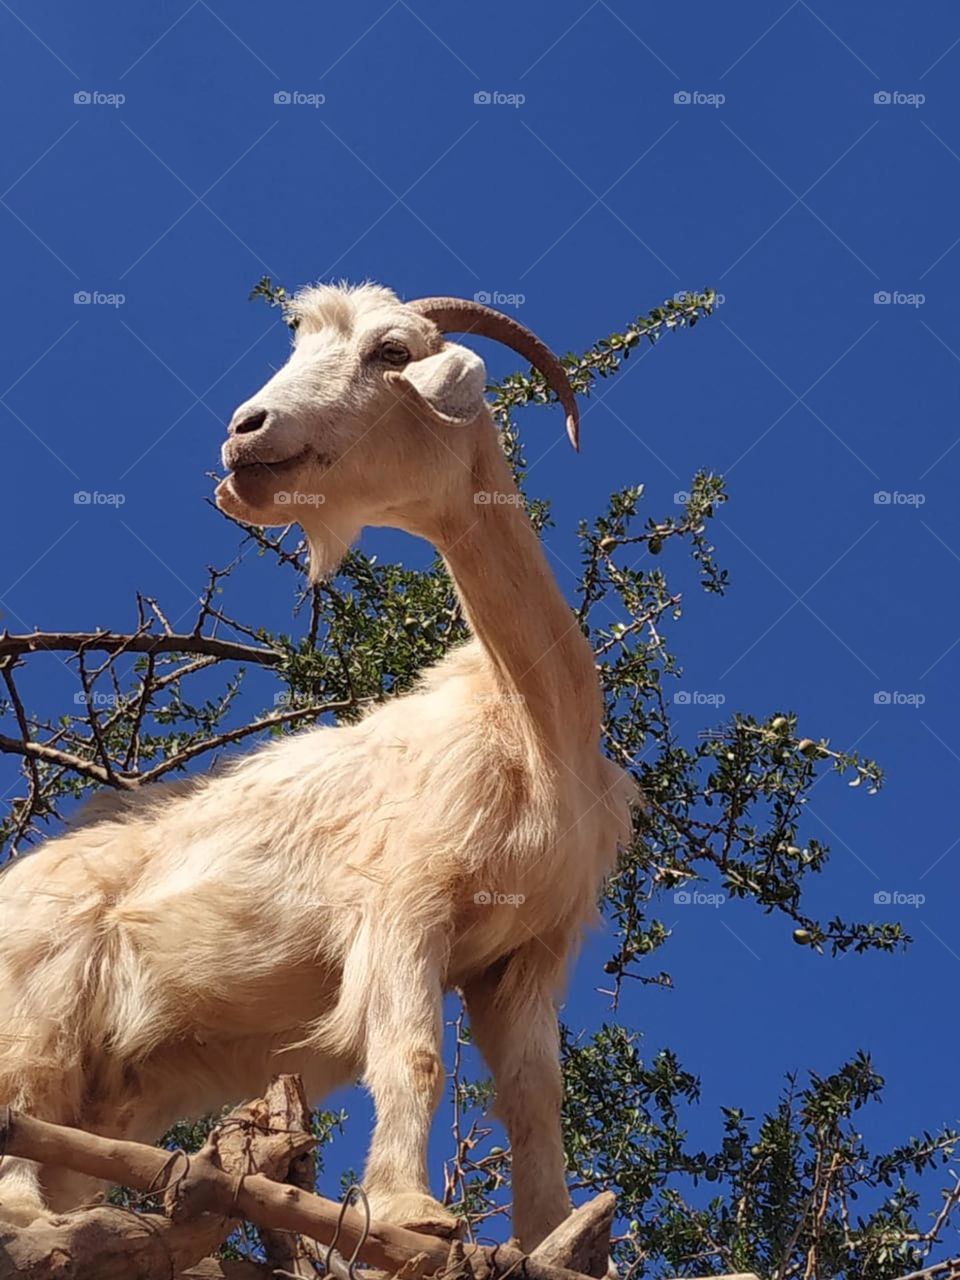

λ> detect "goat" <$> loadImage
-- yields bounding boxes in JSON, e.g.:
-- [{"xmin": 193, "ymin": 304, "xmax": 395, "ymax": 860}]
[{"xmin": 0, "ymin": 284, "xmax": 636, "ymax": 1248}]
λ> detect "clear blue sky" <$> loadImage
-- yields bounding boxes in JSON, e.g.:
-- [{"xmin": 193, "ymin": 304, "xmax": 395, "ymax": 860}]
[{"xmin": 2, "ymin": 0, "xmax": 958, "ymax": 1215}]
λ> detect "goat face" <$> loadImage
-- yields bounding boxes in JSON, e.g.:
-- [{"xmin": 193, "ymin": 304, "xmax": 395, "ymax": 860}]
[
  {"xmin": 216, "ymin": 281, "xmax": 580, "ymax": 578},
  {"xmin": 216, "ymin": 283, "xmax": 491, "ymax": 576}
]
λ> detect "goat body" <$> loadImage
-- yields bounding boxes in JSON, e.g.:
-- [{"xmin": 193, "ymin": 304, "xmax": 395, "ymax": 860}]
[
  {"xmin": 0, "ymin": 283, "xmax": 636, "ymax": 1248},
  {"xmin": 0, "ymin": 639, "xmax": 632, "ymax": 1237}
]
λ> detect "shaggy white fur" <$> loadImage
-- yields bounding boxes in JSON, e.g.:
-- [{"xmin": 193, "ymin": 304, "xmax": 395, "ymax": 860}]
[{"xmin": 0, "ymin": 283, "xmax": 636, "ymax": 1248}]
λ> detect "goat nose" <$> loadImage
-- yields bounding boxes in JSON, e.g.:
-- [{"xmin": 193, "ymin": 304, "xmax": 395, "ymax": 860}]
[{"xmin": 230, "ymin": 407, "xmax": 269, "ymax": 436}]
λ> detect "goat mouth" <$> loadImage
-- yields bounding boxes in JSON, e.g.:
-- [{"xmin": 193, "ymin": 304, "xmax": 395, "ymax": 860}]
[
  {"xmin": 228, "ymin": 448, "xmax": 312, "ymax": 480},
  {"xmin": 216, "ymin": 448, "xmax": 321, "ymax": 520}
]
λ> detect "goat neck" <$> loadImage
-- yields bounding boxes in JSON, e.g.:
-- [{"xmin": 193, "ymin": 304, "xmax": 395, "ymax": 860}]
[{"xmin": 433, "ymin": 427, "xmax": 600, "ymax": 749}]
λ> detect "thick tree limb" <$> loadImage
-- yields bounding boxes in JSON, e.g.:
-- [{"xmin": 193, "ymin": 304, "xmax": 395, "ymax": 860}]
[
  {"xmin": 0, "ymin": 1100, "xmax": 445, "ymax": 1277},
  {"xmin": 530, "ymin": 1192, "xmax": 615, "ymax": 1278},
  {"xmin": 256, "ymin": 1074, "xmax": 316, "ymax": 1278},
  {"xmin": 0, "ymin": 1077, "xmax": 312, "ymax": 1280},
  {"xmin": 0, "ymin": 1094, "xmax": 616, "ymax": 1280},
  {"xmin": 0, "ymin": 631, "xmax": 284, "ymax": 667}
]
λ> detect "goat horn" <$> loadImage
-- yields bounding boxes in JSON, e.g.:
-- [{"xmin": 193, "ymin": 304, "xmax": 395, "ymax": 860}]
[{"xmin": 407, "ymin": 297, "xmax": 580, "ymax": 451}]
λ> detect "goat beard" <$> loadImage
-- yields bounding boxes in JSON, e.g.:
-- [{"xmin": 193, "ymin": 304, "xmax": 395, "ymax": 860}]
[{"xmin": 303, "ymin": 516, "xmax": 362, "ymax": 582}]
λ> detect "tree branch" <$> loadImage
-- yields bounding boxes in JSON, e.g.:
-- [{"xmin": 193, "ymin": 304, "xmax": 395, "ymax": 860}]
[{"xmin": 0, "ymin": 631, "xmax": 284, "ymax": 668}]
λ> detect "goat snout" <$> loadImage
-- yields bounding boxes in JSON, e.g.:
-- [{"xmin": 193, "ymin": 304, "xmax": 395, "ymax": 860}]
[{"xmin": 229, "ymin": 407, "xmax": 269, "ymax": 436}]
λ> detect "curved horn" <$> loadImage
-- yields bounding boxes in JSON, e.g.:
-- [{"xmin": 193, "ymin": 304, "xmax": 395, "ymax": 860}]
[{"xmin": 406, "ymin": 296, "xmax": 580, "ymax": 451}]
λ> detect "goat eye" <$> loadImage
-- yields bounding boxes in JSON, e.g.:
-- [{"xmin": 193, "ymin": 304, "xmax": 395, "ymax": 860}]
[{"xmin": 377, "ymin": 341, "xmax": 410, "ymax": 366}]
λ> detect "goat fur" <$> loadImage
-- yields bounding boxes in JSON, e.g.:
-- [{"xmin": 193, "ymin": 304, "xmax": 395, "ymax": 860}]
[{"xmin": 0, "ymin": 283, "xmax": 636, "ymax": 1248}]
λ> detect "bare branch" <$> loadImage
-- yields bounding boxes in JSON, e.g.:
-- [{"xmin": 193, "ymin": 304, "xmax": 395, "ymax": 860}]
[{"xmin": 0, "ymin": 630, "xmax": 284, "ymax": 667}]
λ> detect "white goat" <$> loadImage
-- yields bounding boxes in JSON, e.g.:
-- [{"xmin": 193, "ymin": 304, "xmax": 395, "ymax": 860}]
[{"xmin": 0, "ymin": 284, "xmax": 635, "ymax": 1248}]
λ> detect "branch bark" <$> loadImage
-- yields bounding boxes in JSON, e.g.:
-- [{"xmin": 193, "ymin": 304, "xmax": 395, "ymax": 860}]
[
  {"xmin": 0, "ymin": 631, "xmax": 284, "ymax": 667},
  {"xmin": 0, "ymin": 1084, "xmax": 830, "ymax": 1280},
  {"xmin": 531, "ymin": 1192, "xmax": 615, "ymax": 1278},
  {"xmin": 0, "ymin": 1077, "xmax": 312, "ymax": 1280},
  {"xmin": 0, "ymin": 1092, "xmax": 610, "ymax": 1280},
  {"xmin": 256, "ymin": 1074, "xmax": 316, "ymax": 1279}
]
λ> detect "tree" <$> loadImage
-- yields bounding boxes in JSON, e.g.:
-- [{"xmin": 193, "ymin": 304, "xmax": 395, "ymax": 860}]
[{"xmin": 0, "ymin": 285, "xmax": 955, "ymax": 1279}]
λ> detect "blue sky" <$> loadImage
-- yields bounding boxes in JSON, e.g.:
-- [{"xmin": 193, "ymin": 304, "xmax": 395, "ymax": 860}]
[{"xmin": 2, "ymin": 0, "xmax": 959, "ymax": 1224}]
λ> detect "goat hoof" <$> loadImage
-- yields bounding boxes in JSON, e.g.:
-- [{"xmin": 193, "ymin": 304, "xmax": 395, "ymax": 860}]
[{"xmin": 368, "ymin": 1191, "xmax": 460, "ymax": 1238}]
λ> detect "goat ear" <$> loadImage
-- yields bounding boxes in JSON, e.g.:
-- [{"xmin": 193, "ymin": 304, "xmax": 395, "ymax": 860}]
[{"xmin": 386, "ymin": 343, "xmax": 487, "ymax": 425}]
